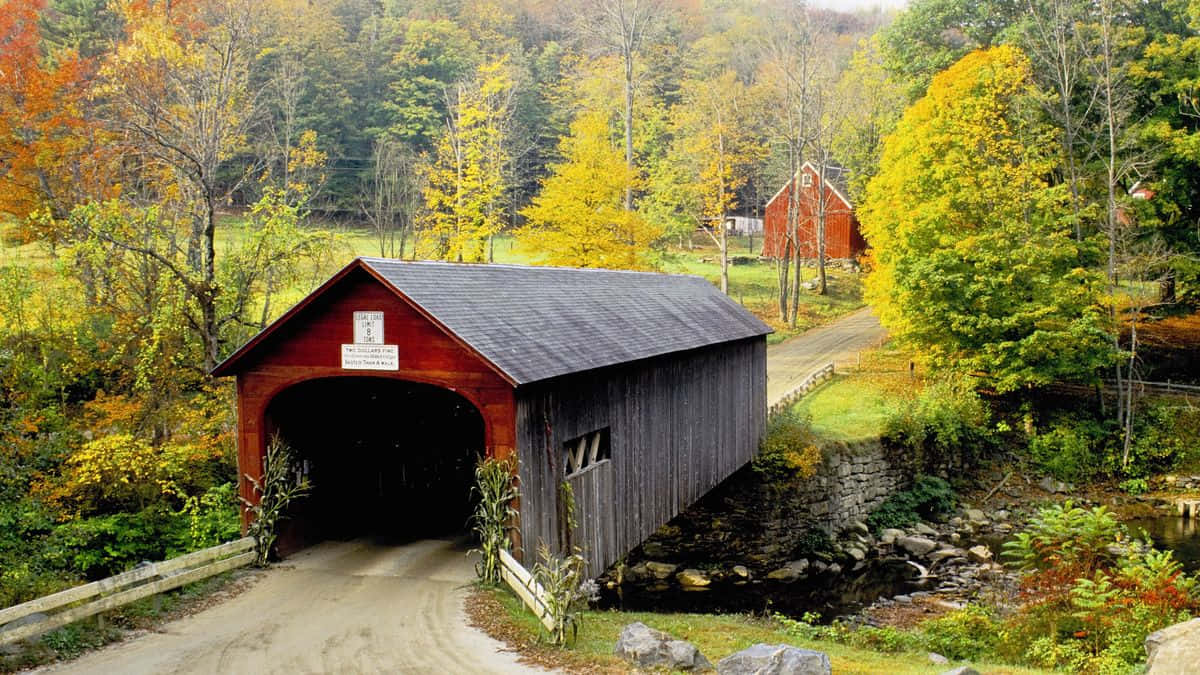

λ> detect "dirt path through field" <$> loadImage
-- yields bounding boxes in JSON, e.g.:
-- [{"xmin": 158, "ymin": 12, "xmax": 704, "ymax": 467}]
[
  {"xmin": 766, "ymin": 307, "xmax": 887, "ymax": 405},
  {"xmin": 36, "ymin": 537, "xmax": 543, "ymax": 675}
]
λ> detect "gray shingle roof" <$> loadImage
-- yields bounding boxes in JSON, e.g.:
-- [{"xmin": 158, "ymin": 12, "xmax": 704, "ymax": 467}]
[{"xmin": 359, "ymin": 258, "xmax": 770, "ymax": 385}]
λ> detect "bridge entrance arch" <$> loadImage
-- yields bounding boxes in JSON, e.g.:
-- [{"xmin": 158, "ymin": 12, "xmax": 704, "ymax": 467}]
[{"xmin": 264, "ymin": 376, "xmax": 484, "ymax": 551}]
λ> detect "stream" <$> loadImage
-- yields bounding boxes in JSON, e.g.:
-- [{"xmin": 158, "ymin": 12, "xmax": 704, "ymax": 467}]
[
  {"xmin": 598, "ymin": 515, "xmax": 1200, "ymax": 620},
  {"xmin": 1127, "ymin": 516, "xmax": 1200, "ymax": 573},
  {"xmin": 598, "ymin": 557, "xmax": 931, "ymax": 620}
]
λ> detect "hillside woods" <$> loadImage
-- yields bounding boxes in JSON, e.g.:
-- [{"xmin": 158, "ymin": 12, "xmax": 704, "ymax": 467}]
[{"xmin": 4, "ymin": 0, "xmax": 1200, "ymax": 672}]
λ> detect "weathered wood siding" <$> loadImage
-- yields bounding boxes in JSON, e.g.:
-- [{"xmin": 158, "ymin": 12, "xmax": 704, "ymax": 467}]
[{"xmin": 515, "ymin": 337, "xmax": 767, "ymax": 575}]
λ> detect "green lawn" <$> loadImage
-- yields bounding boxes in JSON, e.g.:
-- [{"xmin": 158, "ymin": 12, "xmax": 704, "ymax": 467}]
[
  {"xmin": 796, "ymin": 375, "xmax": 894, "ymax": 442},
  {"xmin": 793, "ymin": 344, "xmax": 921, "ymax": 443},
  {"xmin": 487, "ymin": 588, "xmax": 1048, "ymax": 675}
]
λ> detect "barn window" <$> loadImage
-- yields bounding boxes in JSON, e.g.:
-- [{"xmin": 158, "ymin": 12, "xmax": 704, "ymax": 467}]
[
  {"xmin": 563, "ymin": 428, "xmax": 611, "ymax": 477},
  {"xmin": 801, "ymin": 173, "xmax": 813, "ymax": 188}
]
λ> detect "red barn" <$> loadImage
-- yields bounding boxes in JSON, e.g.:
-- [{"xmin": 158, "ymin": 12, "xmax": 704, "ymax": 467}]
[{"xmin": 761, "ymin": 161, "xmax": 866, "ymax": 260}]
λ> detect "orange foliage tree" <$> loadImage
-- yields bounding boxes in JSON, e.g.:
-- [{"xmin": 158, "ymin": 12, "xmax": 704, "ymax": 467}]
[{"xmin": 0, "ymin": 0, "xmax": 113, "ymax": 244}]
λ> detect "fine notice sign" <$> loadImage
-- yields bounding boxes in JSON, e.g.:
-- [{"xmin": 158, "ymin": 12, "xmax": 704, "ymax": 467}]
[{"xmin": 341, "ymin": 344, "xmax": 399, "ymax": 370}]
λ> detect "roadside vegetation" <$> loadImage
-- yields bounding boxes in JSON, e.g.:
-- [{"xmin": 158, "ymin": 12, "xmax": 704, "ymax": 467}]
[{"xmin": 471, "ymin": 585, "xmax": 1052, "ymax": 675}]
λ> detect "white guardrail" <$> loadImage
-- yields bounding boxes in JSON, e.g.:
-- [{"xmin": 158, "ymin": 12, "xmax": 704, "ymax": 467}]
[
  {"xmin": 0, "ymin": 536, "xmax": 256, "ymax": 645},
  {"xmin": 498, "ymin": 549, "xmax": 555, "ymax": 633},
  {"xmin": 769, "ymin": 362, "xmax": 835, "ymax": 417}
]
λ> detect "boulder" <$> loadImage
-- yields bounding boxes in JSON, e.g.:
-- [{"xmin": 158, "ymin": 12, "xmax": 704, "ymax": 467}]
[
  {"xmin": 717, "ymin": 643, "xmax": 831, "ymax": 675},
  {"xmin": 1147, "ymin": 617, "xmax": 1200, "ymax": 674},
  {"xmin": 846, "ymin": 545, "xmax": 866, "ymax": 562},
  {"xmin": 768, "ymin": 559, "xmax": 810, "ymax": 581},
  {"xmin": 1038, "ymin": 476, "xmax": 1073, "ymax": 494},
  {"xmin": 615, "ymin": 622, "xmax": 713, "ymax": 671},
  {"xmin": 914, "ymin": 522, "xmax": 939, "ymax": 537},
  {"xmin": 732, "ymin": 565, "xmax": 750, "ymax": 579},
  {"xmin": 881, "ymin": 528, "xmax": 906, "ymax": 545},
  {"xmin": 897, "ymin": 536, "xmax": 938, "ymax": 556},
  {"xmin": 848, "ymin": 521, "xmax": 871, "ymax": 536},
  {"xmin": 939, "ymin": 668, "xmax": 981, "ymax": 675},
  {"xmin": 929, "ymin": 548, "xmax": 965, "ymax": 563},
  {"xmin": 967, "ymin": 545, "xmax": 993, "ymax": 564},
  {"xmin": 928, "ymin": 652, "xmax": 949, "ymax": 665},
  {"xmin": 645, "ymin": 561, "xmax": 677, "ymax": 580},
  {"xmin": 678, "ymin": 568, "xmax": 712, "ymax": 588},
  {"xmin": 964, "ymin": 508, "xmax": 987, "ymax": 524}
]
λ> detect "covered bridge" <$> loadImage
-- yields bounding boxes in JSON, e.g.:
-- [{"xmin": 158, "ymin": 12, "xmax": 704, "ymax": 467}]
[{"xmin": 213, "ymin": 258, "xmax": 770, "ymax": 573}]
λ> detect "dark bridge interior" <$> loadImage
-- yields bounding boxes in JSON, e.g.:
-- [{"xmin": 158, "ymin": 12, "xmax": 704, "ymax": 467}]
[{"xmin": 266, "ymin": 377, "xmax": 484, "ymax": 551}]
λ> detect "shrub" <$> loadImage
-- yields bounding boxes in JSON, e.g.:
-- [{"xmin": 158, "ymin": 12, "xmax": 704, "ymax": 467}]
[
  {"xmin": 1119, "ymin": 477, "xmax": 1149, "ymax": 495},
  {"xmin": 179, "ymin": 482, "xmax": 241, "ymax": 550},
  {"xmin": 1027, "ymin": 403, "xmax": 1200, "ymax": 482},
  {"xmin": 1001, "ymin": 501, "xmax": 1200, "ymax": 671},
  {"xmin": 883, "ymin": 378, "xmax": 992, "ymax": 470},
  {"xmin": 865, "ymin": 475, "xmax": 956, "ymax": 532},
  {"xmin": 1027, "ymin": 418, "xmax": 1108, "ymax": 483},
  {"xmin": 919, "ymin": 605, "xmax": 1001, "ymax": 660},
  {"xmin": 43, "ymin": 506, "xmax": 190, "ymax": 579},
  {"xmin": 754, "ymin": 408, "xmax": 822, "ymax": 480}
]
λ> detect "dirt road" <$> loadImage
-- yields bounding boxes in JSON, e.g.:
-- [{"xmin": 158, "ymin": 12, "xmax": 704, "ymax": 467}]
[
  {"xmin": 38, "ymin": 537, "xmax": 539, "ymax": 675},
  {"xmin": 766, "ymin": 307, "xmax": 886, "ymax": 405}
]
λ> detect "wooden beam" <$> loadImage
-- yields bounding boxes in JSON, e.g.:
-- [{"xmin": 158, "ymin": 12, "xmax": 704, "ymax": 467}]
[
  {"xmin": 0, "ymin": 537, "xmax": 254, "ymax": 627},
  {"xmin": 0, "ymin": 551, "xmax": 255, "ymax": 645}
]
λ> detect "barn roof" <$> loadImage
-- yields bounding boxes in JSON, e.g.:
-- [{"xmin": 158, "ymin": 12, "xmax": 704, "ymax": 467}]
[
  {"xmin": 212, "ymin": 258, "xmax": 771, "ymax": 386},
  {"xmin": 766, "ymin": 161, "xmax": 854, "ymax": 211}
]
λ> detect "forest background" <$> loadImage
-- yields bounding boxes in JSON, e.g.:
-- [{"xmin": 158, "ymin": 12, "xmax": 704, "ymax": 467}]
[{"xmin": 4, "ymin": 0, "xmax": 1200, "ymax": 626}]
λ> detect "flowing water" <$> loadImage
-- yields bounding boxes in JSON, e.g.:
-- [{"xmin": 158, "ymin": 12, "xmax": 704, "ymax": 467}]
[
  {"xmin": 1126, "ymin": 516, "xmax": 1200, "ymax": 573},
  {"xmin": 598, "ymin": 557, "xmax": 932, "ymax": 621}
]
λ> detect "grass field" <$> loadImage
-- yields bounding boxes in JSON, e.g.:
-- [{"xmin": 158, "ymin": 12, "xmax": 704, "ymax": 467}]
[
  {"xmin": 481, "ymin": 587, "xmax": 1048, "ymax": 675},
  {"xmin": 794, "ymin": 343, "xmax": 922, "ymax": 442},
  {"xmin": 0, "ymin": 221, "xmax": 865, "ymax": 343}
]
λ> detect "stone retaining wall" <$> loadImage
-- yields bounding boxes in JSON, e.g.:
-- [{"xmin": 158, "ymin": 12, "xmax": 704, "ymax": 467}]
[
  {"xmin": 785, "ymin": 440, "xmax": 908, "ymax": 534},
  {"xmin": 631, "ymin": 439, "xmax": 911, "ymax": 571}
]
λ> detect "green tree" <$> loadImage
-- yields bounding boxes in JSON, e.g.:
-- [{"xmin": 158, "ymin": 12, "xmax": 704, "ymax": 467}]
[
  {"xmin": 860, "ymin": 45, "xmax": 1112, "ymax": 392},
  {"xmin": 519, "ymin": 110, "xmax": 661, "ymax": 269}
]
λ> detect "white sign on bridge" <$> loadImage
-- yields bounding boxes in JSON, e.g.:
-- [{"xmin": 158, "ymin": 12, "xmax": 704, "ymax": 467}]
[
  {"xmin": 341, "ymin": 344, "xmax": 399, "ymax": 371},
  {"xmin": 342, "ymin": 310, "xmax": 398, "ymax": 370}
]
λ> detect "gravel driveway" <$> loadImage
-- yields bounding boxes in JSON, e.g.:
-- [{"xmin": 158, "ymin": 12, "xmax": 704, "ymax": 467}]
[{"xmin": 36, "ymin": 537, "xmax": 540, "ymax": 675}]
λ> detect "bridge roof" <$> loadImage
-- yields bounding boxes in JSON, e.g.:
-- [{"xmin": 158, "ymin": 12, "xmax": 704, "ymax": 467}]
[{"xmin": 213, "ymin": 257, "xmax": 771, "ymax": 385}]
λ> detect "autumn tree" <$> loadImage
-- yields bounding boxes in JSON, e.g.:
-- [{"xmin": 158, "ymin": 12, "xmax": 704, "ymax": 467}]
[
  {"xmin": 570, "ymin": 0, "xmax": 670, "ymax": 211},
  {"xmin": 832, "ymin": 36, "xmax": 905, "ymax": 202},
  {"xmin": 0, "ymin": 0, "xmax": 112, "ymax": 244},
  {"xmin": 519, "ymin": 110, "xmax": 661, "ymax": 269},
  {"xmin": 89, "ymin": 0, "xmax": 279, "ymax": 371},
  {"xmin": 860, "ymin": 46, "xmax": 1112, "ymax": 391},
  {"xmin": 670, "ymin": 70, "xmax": 763, "ymax": 294},
  {"xmin": 420, "ymin": 57, "xmax": 516, "ymax": 262}
]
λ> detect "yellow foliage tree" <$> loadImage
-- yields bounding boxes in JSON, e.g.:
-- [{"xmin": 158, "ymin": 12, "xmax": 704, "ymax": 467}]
[
  {"xmin": 671, "ymin": 70, "xmax": 763, "ymax": 293},
  {"xmin": 421, "ymin": 57, "xmax": 514, "ymax": 262},
  {"xmin": 519, "ymin": 110, "xmax": 661, "ymax": 269},
  {"xmin": 860, "ymin": 46, "xmax": 1112, "ymax": 391}
]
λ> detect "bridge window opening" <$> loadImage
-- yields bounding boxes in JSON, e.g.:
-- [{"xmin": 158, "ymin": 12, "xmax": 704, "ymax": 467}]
[
  {"xmin": 563, "ymin": 428, "xmax": 610, "ymax": 478},
  {"xmin": 265, "ymin": 377, "xmax": 485, "ymax": 553}
]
